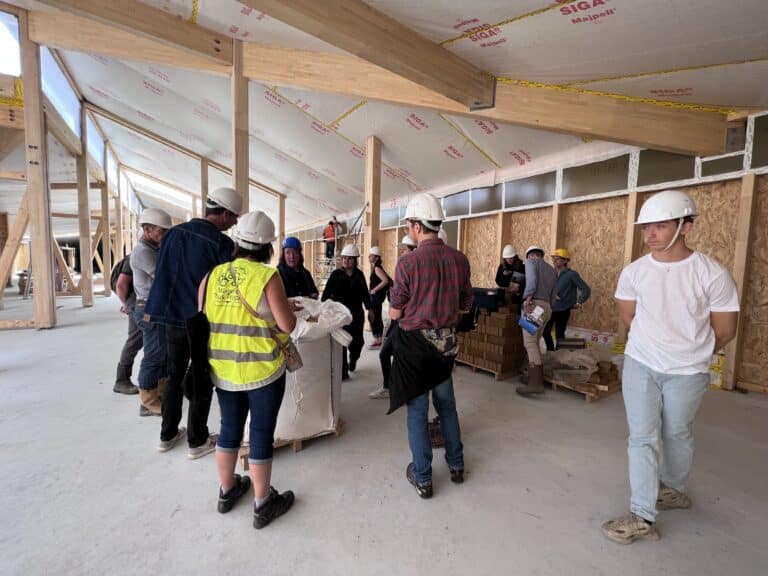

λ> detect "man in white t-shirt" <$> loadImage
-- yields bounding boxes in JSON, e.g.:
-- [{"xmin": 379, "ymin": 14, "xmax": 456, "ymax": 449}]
[{"xmin": 602, "ymin": 190, "xmax": 739, "ymax": 545}]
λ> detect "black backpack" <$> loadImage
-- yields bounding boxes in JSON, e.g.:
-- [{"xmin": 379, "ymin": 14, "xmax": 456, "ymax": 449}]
[{"xmin": 110, "ymin": 254, "xmax": 132, "ymax": 294}]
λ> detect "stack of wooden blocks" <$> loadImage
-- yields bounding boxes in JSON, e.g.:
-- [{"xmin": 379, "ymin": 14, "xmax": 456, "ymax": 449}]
[
  {"xmin": 457, "ymin": 307, "xmax": 525, "ymax": 380},
  {"xmin": 589, "ymin": 361, "xmax": 621, "ymax": 393}
]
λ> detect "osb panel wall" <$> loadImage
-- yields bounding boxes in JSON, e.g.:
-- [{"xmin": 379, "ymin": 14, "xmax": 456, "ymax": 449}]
[
  {"xmin": 502, "ymin": 207, "xmax": 552, "ymax": 262},
  {"xmin": 462, "ymin": 214, "xmax": 499, "ymax": 288},
  {"xmin": 739, "ymin": 175, "xmax": 768, "ymax": 388},
  {"xmin": 561, "ymin": 197, "xmax": 626, "ymax": 333},
  {"xmin": 378, "ymin": 228, "xmax": 401, "ymax": 279},
  {"xmin": 638, "ymin": 180, "xmax": 740, "ymax": 272}
]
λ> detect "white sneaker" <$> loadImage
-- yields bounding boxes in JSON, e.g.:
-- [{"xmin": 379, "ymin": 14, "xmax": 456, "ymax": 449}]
[
  {"xmin": 188, "ymin": 433, "xmax": 218, "ymax": 460},
  {"xmin": 368, "ymin": 387, "xmax": 389, "ymax": 399},
  {"xmin": 157, "ymin": 427, "xmax": 186, "ymax": 452}
]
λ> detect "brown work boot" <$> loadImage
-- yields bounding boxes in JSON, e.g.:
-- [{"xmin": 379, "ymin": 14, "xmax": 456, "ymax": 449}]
[
  {"xmin": 139, "ymin": 388, "xmax": 162, "ymax": 416},
  {"xmin": 516, "ymin": 365, "xmax": 545, "ymax": 396}
]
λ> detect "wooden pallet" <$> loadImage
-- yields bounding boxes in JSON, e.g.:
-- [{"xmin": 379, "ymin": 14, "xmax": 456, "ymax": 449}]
[
  {"xmin": 456, "ymin": 358, "xmax": 519, "ymax": 381},
  {"xmin": 238, "ymin": 418, "xmax": 345, "ymax": 470},
  {"xmin": 546, "ymin": 377, "xmax": 620, "ymax": 403}
]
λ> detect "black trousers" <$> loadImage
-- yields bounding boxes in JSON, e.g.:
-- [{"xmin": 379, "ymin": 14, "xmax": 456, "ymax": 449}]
[
  {"xmin": 379, "ymin": 322, "xmax": 398, "ymax": 389},
  {"xmin": 116, "ymin": 309, "xmax": 143, "ymax": 382},
  {"xmin": 325, "ymin": 241, "xmax": 335, "ymax": 259},
  {"xmin": 161, "ymin": 325, "xmax": 213, "ymax": 447},
  {"xmin": 342, "ymin": 313, "xmax": 365, "ymax": 377},
  {"xmin": 370, "ymin": 293, "xmax": 385, "ymax": 338},
  {"xmin": 543, "ymin": 309, "xmax": 572, "ymax": 351}
]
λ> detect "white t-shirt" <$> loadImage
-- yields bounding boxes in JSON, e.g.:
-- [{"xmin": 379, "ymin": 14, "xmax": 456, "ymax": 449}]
[{"xmin": 615, "ymin": 251, "xmax": 739, "ymax": 375}]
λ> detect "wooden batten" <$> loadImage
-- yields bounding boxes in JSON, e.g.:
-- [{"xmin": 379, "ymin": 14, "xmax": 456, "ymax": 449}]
[
  {"xmin": 101, "ymin": 147, "xmax": 112, "ymax": 295},
  {"xmin": 231, "ymin": 40, "xmax": 249, "ymax": 212},
  {"xmin": 363, "ymin": 135, "xmax": 381, "ymax": 278}
]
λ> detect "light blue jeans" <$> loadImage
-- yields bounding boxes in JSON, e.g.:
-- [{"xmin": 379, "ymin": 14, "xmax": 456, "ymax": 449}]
[{"xmin": 622, "ymin": 355, "xmax": 709, "ymax": 522}]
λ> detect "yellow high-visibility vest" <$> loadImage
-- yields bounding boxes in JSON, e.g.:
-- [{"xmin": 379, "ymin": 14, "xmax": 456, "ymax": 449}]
[{"xmin": 205, "ymin": 258, "xmax": 287, "ymax": 390}]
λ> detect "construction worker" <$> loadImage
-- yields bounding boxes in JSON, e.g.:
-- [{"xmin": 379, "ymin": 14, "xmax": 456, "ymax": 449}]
[
  {"xmin": 113, "ymin": 255, "xmax": 141, "ymax": 395},
  {"xmin": 277, "ymin": 236, "xmax": 318, "ymax": 298},
  {"xmin": 200, "ymin": 211, "xmax": 297, "ymax": 530},
  {"xmin": 543, "ymin": 248, "xmax": 591, "ymax": 351},
  {"xmin": 322, "ymin": 216, "xmax": 343, "ymax": 261},
  {"xmin": 602, "ymin": 190, "xmax": 739, "ymax": 544},
  {"xmin": 369, "ymin": 235, "xmax": 417, "ymax": 400},
  {"xmin": 515, "ymin": 245, "xmax": 556, "ymax": 397},
  {"xmin": 145, "ymin": 186, "xmax": 241, "ymax": 459},
  {"xmin": 367, "ymin": 246, "xmax": 391, "ymax": 349},
  {"xmin": 389, "ymin": 193, "xmax": 473, "ymax": 499},
  {"xmin": 321, "ymin": 244, "xmax": 371, "ymax": 380},
  {"xmin": 131, "ymin": 208, "xmax": 172, "ymax": 417},
  {"xmin": 495, "ymin": 244, "xmax": 525, "ymax": 310}
]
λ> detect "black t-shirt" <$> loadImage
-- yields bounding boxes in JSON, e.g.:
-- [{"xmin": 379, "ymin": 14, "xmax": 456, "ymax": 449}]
[{"xmin": 322, "ymin": 268, "xmax": 371, "ymax": 318}]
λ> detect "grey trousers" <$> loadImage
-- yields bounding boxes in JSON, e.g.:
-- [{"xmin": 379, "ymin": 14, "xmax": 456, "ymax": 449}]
[{"xmin": 116, "ymin": 310, "xmax": 143, "ymax": 382}]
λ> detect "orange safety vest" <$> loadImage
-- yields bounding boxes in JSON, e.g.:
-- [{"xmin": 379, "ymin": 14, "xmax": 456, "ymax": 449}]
[{"xmin": 323, "ymin": 224, "xmax": 336, "ymax": 242}]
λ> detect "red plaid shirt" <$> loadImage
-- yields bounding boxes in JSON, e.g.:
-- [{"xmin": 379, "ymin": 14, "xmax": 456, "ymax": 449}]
[{"xmin": 390, "ymin": 239, "xmax": 473, "ymax": 330}]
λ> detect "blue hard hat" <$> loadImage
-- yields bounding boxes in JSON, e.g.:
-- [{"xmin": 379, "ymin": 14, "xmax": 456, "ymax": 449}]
[{"xmin": 282, "ymin": 236, "xmax": 301, "ymax": 250}]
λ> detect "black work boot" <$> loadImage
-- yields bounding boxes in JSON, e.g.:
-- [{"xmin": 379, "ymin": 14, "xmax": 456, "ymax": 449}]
[
  {"xmin": 114, "ymin": 364, "xmax": 138, "ymax": 394},
  {"xmin": 253, "ymin": 487, "xmax": 295, "ymax": 529}
]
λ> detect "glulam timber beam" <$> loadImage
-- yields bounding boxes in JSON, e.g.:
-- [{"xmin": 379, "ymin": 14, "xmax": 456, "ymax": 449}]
[
  {"xmin": 76, "ymin": 104, "xmax": 94, "ymax": 306},
  {"xmin": 241, "ymin": 44, "xmax": 727, "ymax": 156},
  {"xmin": 50, "ymin": 181, "xmax": 105, "ymax": 190},
  {"xmin": 35, "ymin": 0, "xmax": 232, "ymax": 66},
  {"xmin": 0, "ymin": 170, "xmax": 25, "ymax": 181},
  {"xmin": 239, "ymin": 0, "xmax": 495, "ymax": 110},
  {"xmin": 231, "ymin": 39, "xmax": 249, "ymax": 212}
]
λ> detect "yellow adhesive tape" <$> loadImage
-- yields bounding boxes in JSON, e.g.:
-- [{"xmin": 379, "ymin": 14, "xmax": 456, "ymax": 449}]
[
  {"xmin": 438, "ymin": 113, "xmax": 501, "ymax": 168},
  {"xmin": 0, "ymin": 77, "xmax": 24, "ymax": 107}
]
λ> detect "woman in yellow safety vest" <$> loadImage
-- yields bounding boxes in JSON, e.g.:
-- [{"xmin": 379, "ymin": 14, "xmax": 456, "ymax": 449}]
[{"xmin": 197, "ymin": 210, "xmax": 297, "ymax": 530}]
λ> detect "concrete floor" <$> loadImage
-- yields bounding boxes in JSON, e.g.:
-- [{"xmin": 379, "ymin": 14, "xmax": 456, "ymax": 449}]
[{"xmin": 1, "ymin": 293, "xmax": 767, "ymax": 576}]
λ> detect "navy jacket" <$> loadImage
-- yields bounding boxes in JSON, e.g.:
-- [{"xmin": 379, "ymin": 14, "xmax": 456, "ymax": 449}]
[
  {"xmin": 552, "ymin": 268, "xmax": 591, "ymax": 312},
  {"xmin": 145, "ymin": 218, "xmax": 234, "ymax": 327}
]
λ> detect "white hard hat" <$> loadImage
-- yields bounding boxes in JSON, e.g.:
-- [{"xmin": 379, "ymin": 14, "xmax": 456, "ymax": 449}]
[
  {"xmin": 341, "ymin": 244, "xmax": 360, "ymax": 258},
  {"xmin": 138, "ymin": 208, "xmax": 172, "ymax": 229},
  {"xmin": 502, "ymin": 244, "xmax": 517, "ymax": 259},
  {"xmin": 400, "ymin": 235, "xmax": 416, "ymax": 247},
  {"xmin": 207, "ymin": 186, "xmax": 243, "ymax": 216},
  {"xmin": 369, "ymin": 246, "xmax": 381, "ymax": 256},
  {"xmin": 525, "ymin": 245, "xmax": 545, "ymax": 257},
  {"xmin": 438, "ymin": 228, "xmax": 447, "ymax": 243},
  {"xmin": 636, "ymin": 190, "xmax": 698, "ymax": 225},
  {"xmin": 235, "ymin": 211, "xmax": 276, "ymax": 247},
  {"xmin": 403, "ymin": 192, "xmax": 444, "ymax": 230}
]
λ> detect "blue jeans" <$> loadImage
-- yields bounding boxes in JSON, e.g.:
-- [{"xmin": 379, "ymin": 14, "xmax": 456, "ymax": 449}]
[
  {"xmin": 622, "ymin": 356, "xmax": 709, "ymax": 522},
  {"xmin": 133, "ymin": 304, "xmax": 166, "ymax": 391},
  {"xmin": 215, "ymin": 374, "xmax": 286, "ymax": 464},
  {"xmin": 406, "ymin": 376, "xmax": 464, "ymax": 484}
]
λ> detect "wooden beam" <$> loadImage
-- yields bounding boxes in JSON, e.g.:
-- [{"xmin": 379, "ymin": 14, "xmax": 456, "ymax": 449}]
[
  {"xmin": 90, "ymin": 218, "xmax": 104, "ymax": 260},
  {"xmin": 51, "ymin": 236, "xmax": 79, "ymax": 294},
  {"xmin": 43, "ymin": 94, "xmax": 82, "ymax": 156},
  {"xmin": 0, "ymin": 73, "xmax": 16, "ymax": 99},
  {"xmin": 50, "ymin": 181, "xmax": 105, "ymax": 190},
  {"xmin": 0, "ymin": 193, "xmax": 29, "ymax": 301},
  {"xmin": 35, "ymin": 0, "xmax": 232, "ymax": 66},
  {"xmin": 232, "ymin": 40, "xmax": 249, "ymax": 212},
  {"xmin": 114, "ymin": 194, "xmax": 124, "ymax": 260},
  {"xmin": 101, "ymin": 144, "xmax": 112, "ymax": 295},
  {"xmin": 723, "ymin": 173, "xmax": 758, "ymax": 390},
  {"xmin": 278, "ymin": 194, "xmax": 285, "ymax": 247},
  {"xmin": 0, "ymin": 319, "xmax": 36, "ymax": 330},
  {"xmin": 363, "ymin": 135, "xmax": 381, "ymax": 277},
  {"xmin": 19, "ymin": 9, "xmax": 57, "ymax": 328},
  {"xmin": 0, "ymin": 127, "xmax": 26, "ymax": 161},
  {"xmin": 240, "ymin": 0, "xmax": 494, "ymax": 110},
  {"xmin": 0, "ymin": 170, "xmax": 26, "ymax": 181},
  {"xmin": 0, "ymin": 103, "xmax": 24, "ymax": 130},
  {"xmin": 122, "ymin": 165, "xmax": 195, "ymax": 197},
  {"xmin": 241, "ymin": 44, "xmax": 727, "ymax": 156},
  {"xmin": 76, "ymin": 104, "xmax": 94, "ymax": 307}
]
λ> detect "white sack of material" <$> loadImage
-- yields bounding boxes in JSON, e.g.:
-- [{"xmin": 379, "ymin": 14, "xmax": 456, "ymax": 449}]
[{"xmin": 290, "ymin": 297, "xmax": 353, "ymax": 346}]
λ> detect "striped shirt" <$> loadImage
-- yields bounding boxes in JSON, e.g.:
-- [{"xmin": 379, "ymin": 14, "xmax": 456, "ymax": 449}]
[{"xmin": 390, "ymin": 239, "xmax": 473, "ymax": 331}]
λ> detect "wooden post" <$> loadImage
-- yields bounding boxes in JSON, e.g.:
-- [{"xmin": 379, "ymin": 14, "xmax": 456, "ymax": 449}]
[
  {"xmin": 231, "ymin": 40, "xmax": 249, "ymax": 212},
  {"xmin": 618, "ymin": 191, "xmax": 642, "ymax": 340},
  {"xmin": 76, "ymin": 104, "xmax": 94, "ymax": 307},
  {"xmin": 200, "ymin": 157, "xmax": 209, "ymax": 211},
  {"xmin": 0, "ymin": 194, "xmax": 29, "ymax": 302},
  {"xmin": 724, "ymin": 173, "xmax": 758, "ymax": 391},
  {"xmin": 363, "ymin": 135, "xmax": 381, "ymax": 278},
  {"xmin": 19, "ymin": 9, "xmax": 56, "ymax": 327},
  {"xmin": 550, "ymin": 202, "xmax": 565, "ymax": 254},
  {"xmin": 101, "ymin": 145, "xmax": 112, "ymax": 295},
  {"xmin": 114, "ymin": 195, "xmax": 124, "ymax": 259},
  {"xmin": 278, "ymin": 194, "xmax": 286, "ymax": 246}
]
